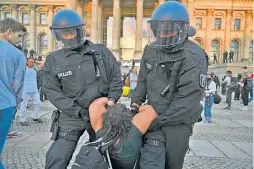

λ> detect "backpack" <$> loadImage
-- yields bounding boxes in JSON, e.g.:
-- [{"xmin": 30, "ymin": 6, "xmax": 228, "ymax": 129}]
[
  {"xmin": 72, "ymin": 145, "xmax": 110, "ymax": 169},
  {"xmin": 229, "ymin": 76, "xmax": 237, "ymax": 91},
  {"xmin": 72, "ymin": 137, "xmax": 116, "ymax": 169}
]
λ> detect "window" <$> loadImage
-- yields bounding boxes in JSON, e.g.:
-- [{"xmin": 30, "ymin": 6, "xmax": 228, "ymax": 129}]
[
  {"xmin": 103, "ymin": 17, "xmax": 108, "ymax": 46},
  {"xmin": 4, "ymin": 12, "xmax": 11, "ymax": 18},
  {"xmin": 230, "ymin": 40, "xmax": 240, "ymax": 62},
  {"xmin": 211, "ymin": 39, "xmax": 220, "ymax": 60},
  {"xmin": 196, "ymin": 17, "xmax": 202, "ymax": 29},
  {"xmin": 194, "ymin": 39, "xmax": 202, "ymax": 47},
  {"xmin": 38, "ymin": 34, "xmax": 48, "ymax": 54},
  {"xmin": 22, "ymin": 33, "xmax": 30, "ymax": 50},
  {"xmin": 214, "ymin": 18, "xmax": 221, "ymax": 30},
  {"xmin": 234, "ymin": 19, "xmax": 241, "ymax": 30},
  {"xmin": 55, "ymin": 41, "xmax": 64, "ymax": 50},
  {"xmin": 249, "ymin": 40, "xmax": 253, "ymax": 62},
  {"xmin": 40, "ymin": 13, "xmax": 47, "ymax": 24},
  {"xmin": 22, "ymin": 13, "xmax": 29, "ymax": 24}
]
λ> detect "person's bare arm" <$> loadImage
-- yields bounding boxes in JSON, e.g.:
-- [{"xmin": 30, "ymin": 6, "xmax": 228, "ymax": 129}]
[
  {"xmin": 88, "ymin": 97, "xmax": 108, "ymax": 132},
  {"xmin": 131, "ymin": 105, "xmax": 158, "ymax": 134}
]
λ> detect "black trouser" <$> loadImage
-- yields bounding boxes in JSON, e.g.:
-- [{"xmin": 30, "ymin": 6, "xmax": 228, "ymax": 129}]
[
  {"xmin": 38, "ymin": 86, "xmax": 47, "ymax": 100},
  {"xmin": 221, "ymin": 85, "xmax": 226, "ymax": 95},
  {"xmin": 223, "ymin": 56, "xmax": 228, "ymax": 63},
  {"xmin": 241, "ymin": 89, "xmax": 249, "ymax": 106},
  {"xmin": 140, "ymin": 124, "xmax": 192, "ymax": 169},
  {"xmin": 45, "ymin": 113, "xmax": 91, "ymax": 169},
  {"xmin": 229, "ymin": 56, "xmax": 233, "ymax": 63},
  {"xmin": 226, "ymin": 88, "xmax": 233, "ymax": 107},
  {"xmin": 234, "ymin": 88, "xmax": 241, "ymax": 100}
]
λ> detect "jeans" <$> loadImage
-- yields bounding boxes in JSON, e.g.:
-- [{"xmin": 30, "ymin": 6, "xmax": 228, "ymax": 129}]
[
  {"xmin": 204, "ymin": 95, "xmax": 214, "ymax": 122},
  {"xmin": 0, "ymin": 107, "xmax": 15, "ymax": 169}
]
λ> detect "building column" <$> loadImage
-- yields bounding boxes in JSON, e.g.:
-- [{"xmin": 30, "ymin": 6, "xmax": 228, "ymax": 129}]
[
  {"xmin": 112, "ymin": 0, "xmax": 121, "ymax": 61},
  {"xmin": 243, "ymin": 10, "xmax": 252, "ymax": 62},
  {"xmin": 77, "ymin": 0, "xmax": 82, "ymax": 18},
  {"xmin": 11, "ymin": 5, "xmax": 18, "ymax": 20},
  {"xmin": 30, "ymin": 5, "xmax": 37, "ymax": 52},
  {"xmin": 80, "ymin": 0, "xmax": 85, "ymax": 20},
  {"xmin": 97, "ymin": 2, "xmax": 103, "ymax": 44},
  {"xmin": 187, "ymin": 0, "xmax": 194, "ymax": 25},
  {"xmin": 224, "ymin": 10, "xmax": 232, "ymax": 54},
  {"xmin": 205, "ymin": 9, "xmax": 214, "ymax": 59},
  {"xmin": 134, "ymin": 0, "xmax": 144, "ymax": 58},
  {"xmin": 47, "ymin": 5, "xmax": 54, "ymax": 52},
  {"xmin": 91, "ymin": 0, "xmax": 98, "ymax": 43},
  {"xmin": 66, "ymin": 0, "xmax": 77, "ymax": 11}
]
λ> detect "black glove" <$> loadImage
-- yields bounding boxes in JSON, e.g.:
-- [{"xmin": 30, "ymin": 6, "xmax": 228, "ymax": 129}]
[
  {"xmin": 197, "ymin": 116, "xmax": 202, "ymax": 122},
  {"xmin": 148, "ymin": 118, "xmax": 162, "ymax": 131},
  {"xmin": 130, "ymin": 103, "xmax": 140, "ymax": 115}
]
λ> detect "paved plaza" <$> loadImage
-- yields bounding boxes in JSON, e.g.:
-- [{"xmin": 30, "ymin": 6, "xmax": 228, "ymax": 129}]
[{"xmin": 2, "ymin": 97, "xmax": 253, "ymax": 169}]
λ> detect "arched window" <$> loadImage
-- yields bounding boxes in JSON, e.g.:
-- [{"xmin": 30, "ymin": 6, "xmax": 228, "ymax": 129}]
[
  {"xmin": 55, "ymin": 41, "xmax": 64, "ymax": 50},
  {"xmin": 211, "ymin": 39, "xmax": 220, "ymax": 59},
  {"xmin": 230, "ymin": 40, "xmax": 240, "ymax": 62},
  {"xmin": 38, "ymin": 34, "xmax": 48, "ymax": 55},
  {"xmin": 194, "ymin": 39, "xmax": 202, "ymax": 47},
  {"xmin": 249, "ymin": 40, "xmax": 253, "ymax": 62},
  {"xmin": 22, "ymin": 33, "xmax": 30, "ymax": 50}
]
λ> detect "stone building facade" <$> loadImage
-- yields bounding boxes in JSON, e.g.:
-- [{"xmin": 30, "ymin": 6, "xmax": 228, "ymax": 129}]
[{"xmin": 0, "ymin": 0, "xmax": 253, "ymax": 63}]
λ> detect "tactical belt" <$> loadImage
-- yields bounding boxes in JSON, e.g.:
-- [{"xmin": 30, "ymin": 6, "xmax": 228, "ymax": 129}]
[
  {"xmin": 145, "ymin": 139, "xmax": 165, "ymax": 147},
  {"xmin": 59, "ymin": 131, "xmax": 80, "ymax": 141}
]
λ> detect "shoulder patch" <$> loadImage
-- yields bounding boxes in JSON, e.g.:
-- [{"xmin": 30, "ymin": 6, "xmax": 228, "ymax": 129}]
[{"xmin": 200, "ymin": 74, "xmax": 207, "ymax": 88}]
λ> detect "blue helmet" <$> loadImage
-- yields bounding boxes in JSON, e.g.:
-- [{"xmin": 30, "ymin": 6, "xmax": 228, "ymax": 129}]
[
  {"xmin": 147, "ymin": 1, "xmax": 196, "ymax": 49},
  {"xmin": 50, "ymin": 9, "xmax": 85, "ymax": 49}
]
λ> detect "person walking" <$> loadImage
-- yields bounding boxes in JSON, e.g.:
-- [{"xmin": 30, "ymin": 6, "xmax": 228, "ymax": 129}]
[
  {"xmin": 19, "ymin": 58, "xmax": 43, "ymax": 126},
  {"xmin": 204, "ymin": 74, "xmax": 216, "ymax": 123}
]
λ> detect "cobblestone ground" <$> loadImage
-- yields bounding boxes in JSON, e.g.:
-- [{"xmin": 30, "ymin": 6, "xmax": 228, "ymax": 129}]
[{"xmin": 2, "ymin": 98, "xmax": 253, "ymax": 169}]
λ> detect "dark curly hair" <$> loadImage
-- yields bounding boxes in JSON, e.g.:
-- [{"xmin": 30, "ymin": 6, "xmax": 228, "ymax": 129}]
[{"xmin": 102, "ymin": 104, "xmax": 133, "ymax": 141}]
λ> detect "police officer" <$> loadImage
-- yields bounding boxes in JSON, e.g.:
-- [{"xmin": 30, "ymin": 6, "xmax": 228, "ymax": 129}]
[
  {"xmin": 131, "ymin": 2, "xmax": 208, "ymax": 169},
  {"xmin": 43, "ymin": 9, "xmax": 122, "ymax": 169}
]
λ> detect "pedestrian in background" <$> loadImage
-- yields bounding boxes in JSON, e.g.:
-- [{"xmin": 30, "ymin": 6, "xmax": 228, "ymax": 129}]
[
  {"xmin": 19, "ymin": 58, "xmax": 43, "ymax": 126},
  {"xmin": 129, "ymin": 67, "xmax": 138, "ymax": 98},
  {"xmin": 234, "ymin": 73, "xmax": 242, "ymax": 100},
  {"xmin": 37, "ymin": 65, "xmax": 47, "ymax": 101},
  {"xmin": 223, "ymin": 51, "xmax": 228, "ymax": 63},
  {"xmin": 222, "ymin": 70, "xmax": 236, "ymax": 109},
  {"xmin": 213, "ymin": 53, "xmax": 218, "ymax": 64},
  {"xmin": 238, "ymin": 72, "xmax": 251, "ymax": 111},
  {"xmin": 248, "ymin": 73, "xmax": 254, "ymax": 103},
  {"xmin": 204, "ymin": 74, "xmax": 216, "ymax": 123},
  {"xmin": 0, "ymin": 18, "xmax": 26, "ymax": 169},
  {"xmin": 221, "ymin": 75, "xmax": 227, "ymax": 95}
]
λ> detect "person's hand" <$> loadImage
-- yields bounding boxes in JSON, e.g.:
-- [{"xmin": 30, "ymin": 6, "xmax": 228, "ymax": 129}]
[
  {"xmin": 89, "ymin": 97, "xmax": 108, "ymax": 114},
  {"xmin": 139, "ymin": 105, "xmax": 158, "ymax": 118},
  {"xmin": 107, "ymin": 100, "xmax": 115, "ymax": 106}
]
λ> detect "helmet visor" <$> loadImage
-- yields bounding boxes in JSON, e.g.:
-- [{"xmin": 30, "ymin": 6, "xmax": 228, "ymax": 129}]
[
  {"xmin": 51, "ymin": 26, "xmax": 86, "ymax": 49},
  {"xmin": 147, "ymin": 21, "xmax": 188, "ymax": 49}
]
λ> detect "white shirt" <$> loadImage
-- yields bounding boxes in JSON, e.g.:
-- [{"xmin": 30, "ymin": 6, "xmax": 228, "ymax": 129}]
[
  {"xmin": 23, "ymin": 67, "xmax": 38, "ymax": 93},
  {"xmin": 222, "ymin": 76, "xmax": 231, "ymax": 86},
  {"xmin": 205, "ymin": 80, "xmax": 216, "ymax": 95}
]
